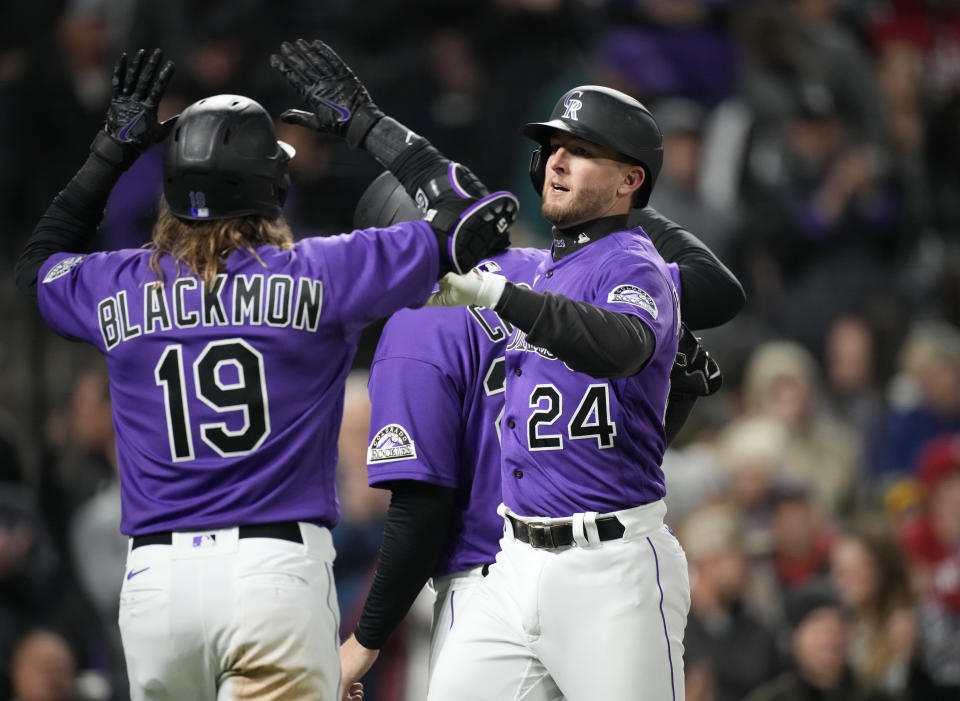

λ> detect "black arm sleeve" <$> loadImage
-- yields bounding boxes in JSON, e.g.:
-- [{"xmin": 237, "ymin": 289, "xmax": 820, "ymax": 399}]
[
  {"xmin": 353, "ymin": 481, "xmax": 456, "ymax": 650},
  {"xmin": 14, "ymin": 150, "xmax": 124, "ymax": 299},
  {"xmin": 664, "ymin": 392, "xmax": 697, "ymax": 444},
  {"xmin": 495, "ymin": 283, "xmax": 656, "ymax": 379},
  {"xmin": 636, "ymin": 207, "xmax": 745, "ymax": 329}
]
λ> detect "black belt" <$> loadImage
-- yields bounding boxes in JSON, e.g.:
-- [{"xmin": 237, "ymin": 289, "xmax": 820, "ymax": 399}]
[
  {"xmin": 507, "ymin": 513, "xmax": 625, "ymax": 549},
  {"xmin": 131, "ymin": 521, "xmax": 303, "ymax": 549}
]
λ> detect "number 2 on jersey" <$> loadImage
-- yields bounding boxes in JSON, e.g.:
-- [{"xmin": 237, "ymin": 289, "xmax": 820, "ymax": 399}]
[{"xmin": 155, "ymin": 339, "xmax": 270, "ymax": 461}]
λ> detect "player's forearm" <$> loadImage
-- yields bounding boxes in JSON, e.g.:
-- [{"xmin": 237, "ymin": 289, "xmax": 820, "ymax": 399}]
[
  {"xmin": 496, "ymin": 284, "xmax": 655, "ymax": 379},
  {"xmin": 353, "ymin": 480, "xmax": 455, "ymax": 650},
  {"xmin": 15, "ymin": 150, "xmax": 123, "ymax": 297},
  {"xmin": 638, "ymin": 207, "xmax": 745, "ymax": 329},
  {"xmin": 363, "ymin": 118, "xmax": 483, "ymax": 207}
]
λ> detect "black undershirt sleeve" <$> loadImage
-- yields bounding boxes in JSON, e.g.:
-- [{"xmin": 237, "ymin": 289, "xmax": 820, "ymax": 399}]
[
  {"xmin": 353, "ymin": 480, "xmax": 456, "ymax": 650},
  {"xmin": 637, "ymin": 207, "xmax": 745, "ymax": 329},
  {"xmin": 15, "ymin": 151, "xmax": 124, "ymax": 299},
  {"xmin": 495, "ymin": 283, "xmax": 656, "ymax": 379}
]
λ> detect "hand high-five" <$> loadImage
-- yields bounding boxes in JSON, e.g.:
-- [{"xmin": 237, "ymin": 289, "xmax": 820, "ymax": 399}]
[
  {"xmin": 101, "ymin": 48, "xmax": 176, "ymax": 167},
  {"xmin": 270, "ymin": 39, "xmax": 383, "ymax": 147}
]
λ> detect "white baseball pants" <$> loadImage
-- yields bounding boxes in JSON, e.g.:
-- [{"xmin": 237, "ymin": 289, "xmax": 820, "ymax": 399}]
[
  {"xmin": 118, "ymin": 523, "xmax": 340, "ymax": 700},
  {"xmin": 427, "ymin": 500, "xmax": 690, "ymax": 701}
]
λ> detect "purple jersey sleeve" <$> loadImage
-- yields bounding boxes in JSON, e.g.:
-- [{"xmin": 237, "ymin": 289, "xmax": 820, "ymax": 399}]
[
  {"xmin": 293, "ymin": 221, "xmax": 439, "ymax": 335},
  {"xmin": 39, "ymin": 252, "xmax": 127, "ymax": 349},
  {"xmin": 366, "ymin": 352, "xmax": 463, "ymax": 488},
  {"xmin": 590, "ymin": 241, "xmax": 680, "ymax": 355}
]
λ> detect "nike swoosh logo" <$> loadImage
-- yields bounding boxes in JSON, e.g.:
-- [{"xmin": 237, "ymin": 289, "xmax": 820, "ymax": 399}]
[
  {"xmin": 117, "ymin": 113, "xmax": 144, "ymax": 142},
  {"xmin": 126, "ymin": 566, "xmax": 150, "ymax": 580},
  {"xmin": 316, "ymin": 98, "xmax": 351, "ymax": 122}
]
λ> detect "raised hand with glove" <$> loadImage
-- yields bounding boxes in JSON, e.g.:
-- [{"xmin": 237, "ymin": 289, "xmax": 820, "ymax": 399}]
[
  {"xmin": 271, "ymin": 39, "xmax": 517, "ymax": 276},
  {"xmin": 93, "ymin": 48, "xmax": 176, "ymax": 170},
  {"xmin": 270, "ymin": 38, "xmax": 382, "ymax": 148},
  {"xmin": 15, "ymin": 48, "xmax": 176, "ymax": 297}
]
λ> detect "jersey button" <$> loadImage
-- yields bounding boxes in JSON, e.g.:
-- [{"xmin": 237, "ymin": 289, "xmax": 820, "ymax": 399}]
[
  {"xmin": 514, "ymin": 470, "xmax": 523, "ymax": 479},
  {"xmin": 507, "ymin": 419, "xmax": 516, "ymax": 429},
  {"xmin": 514, "ymin": 368, "xmax": 522, "ymax": 376}
]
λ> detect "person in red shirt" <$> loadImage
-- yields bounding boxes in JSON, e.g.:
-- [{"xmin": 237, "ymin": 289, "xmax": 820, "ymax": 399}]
[{"xmin": 900, "ymin": 434, "xmax": 960, "ymax": 614}]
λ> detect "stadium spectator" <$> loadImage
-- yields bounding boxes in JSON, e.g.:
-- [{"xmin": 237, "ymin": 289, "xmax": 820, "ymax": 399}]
[
  {"xmin": 745, "ymin": 582, "xmax": 896, "ymax": 701},
  {"xmin": 742, "ymin": 340, "xmax": 861, "ymax": 518},
  {"xmin": 830, "ymin": 521, "xmax": 917, "ymax": 695},
  {"xmin": 682, "ymin": 503, "xmax": 782, "ymax": 701}
]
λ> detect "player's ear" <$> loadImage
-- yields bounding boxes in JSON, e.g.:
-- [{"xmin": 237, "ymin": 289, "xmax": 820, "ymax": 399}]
[{"xmin": 618, "ymin": 165, "xmax": 645, "ymax": 199}]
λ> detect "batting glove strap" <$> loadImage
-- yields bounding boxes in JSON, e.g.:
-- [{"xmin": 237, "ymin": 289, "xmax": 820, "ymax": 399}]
[
  {"xmin": 428, "ymin": 191, "xmax": 518, "ymax": 274},
  {"xmin": 90, "ymin": 129, "xmax": 135, "ymax": 169}
]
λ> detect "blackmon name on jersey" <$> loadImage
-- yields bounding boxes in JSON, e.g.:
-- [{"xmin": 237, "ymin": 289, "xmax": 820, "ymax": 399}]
[{"xmin": 97, "ymin": 273, "xmax": 323, "ymax": 350}]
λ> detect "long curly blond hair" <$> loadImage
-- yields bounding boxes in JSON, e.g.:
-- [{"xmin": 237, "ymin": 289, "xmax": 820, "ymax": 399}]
[{"xmin": 148, "ymin": 198, "xmax": 294, "ymax": 290}]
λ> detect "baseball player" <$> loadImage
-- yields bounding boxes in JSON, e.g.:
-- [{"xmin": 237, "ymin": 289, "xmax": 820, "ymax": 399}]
[
  {"xmin": 419, "ymin": 86, "xmax": 696, "ymax": 701},
  {"xmin": 13, "ymin": 43, "xmax": 516, "ymax": 701},
  {"xmin": 335, "ymin": 172, "xmax": 741, "ymax": 700}
]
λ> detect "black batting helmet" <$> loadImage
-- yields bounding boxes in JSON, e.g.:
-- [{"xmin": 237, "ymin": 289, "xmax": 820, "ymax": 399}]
[
  {"xmin": 163, "ymin": 95, "xmax": 295, "ymax": 220},
  {"xmin": 523, "ymin": 85, "xmax": 663, "ymax": 208},
  {"xmin": 354, "ymin": 171, "xmax": 422, "ymax": 230}
]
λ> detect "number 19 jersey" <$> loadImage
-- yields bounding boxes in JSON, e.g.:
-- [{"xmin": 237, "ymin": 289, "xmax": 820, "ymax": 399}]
[{"xmin": 37, "ymin": 222, "xmax": 439, "ymax": 535}]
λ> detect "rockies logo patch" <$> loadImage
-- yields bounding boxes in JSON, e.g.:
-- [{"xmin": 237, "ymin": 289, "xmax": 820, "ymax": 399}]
[
  {"xmin": 42, "ymin": 255, "xmax": 86, "ymax": 283},
  {"xmin": 607, "ymin": 284, "xmax": 658, "ymax": 319},
  {"xmin": 368, "ymin": 424, "xmax": 418, "ymax": 464}
]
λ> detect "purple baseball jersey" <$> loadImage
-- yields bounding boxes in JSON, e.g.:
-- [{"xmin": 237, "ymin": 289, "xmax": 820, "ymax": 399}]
[
  {"xmin": 366, "ymin": 247, "xmax": 549, "ymax": 576},
  {"xmin": 501, "ymin": 227, "xmax": 680, "ymax": 517},
  {"xmin": 37, "ymin": 222, "xmax": 439, "ymax": 535}
]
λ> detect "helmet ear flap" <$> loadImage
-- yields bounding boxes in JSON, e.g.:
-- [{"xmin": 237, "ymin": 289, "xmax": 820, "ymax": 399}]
[{"xmin": 528, "ymin": 147, "xmax": 546, "ymax": 198}]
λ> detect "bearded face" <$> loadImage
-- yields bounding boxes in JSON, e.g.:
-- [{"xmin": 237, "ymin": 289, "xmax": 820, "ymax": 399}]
[{"xmin": 539, "ymin": 133, "xmax": 643, "ymax": 229}]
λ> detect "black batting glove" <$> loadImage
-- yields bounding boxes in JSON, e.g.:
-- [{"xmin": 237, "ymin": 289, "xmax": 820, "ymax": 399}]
[
  {"xmin": 92, "ymin": 48, "xmax": 176, "ymax": 170},
  {"xmin": 270, "ymin": 39, "xmax": 384, "ymax": 148},
  {"xmin": 421, "ymin": 164, "xmax": 518, "ymax": 274},
  {"xmin": 663, "ymin": 326, "xmax": 722, "ymax": 444},
  {"xmin": 671, "ymin": 324, "xmax": 722, "ymax": 397}
]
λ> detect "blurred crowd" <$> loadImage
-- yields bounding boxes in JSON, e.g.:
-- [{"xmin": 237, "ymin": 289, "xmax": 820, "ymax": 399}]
[{"xmin": 2, "ymin": 0, "xmax": 960, "ymax": 699}]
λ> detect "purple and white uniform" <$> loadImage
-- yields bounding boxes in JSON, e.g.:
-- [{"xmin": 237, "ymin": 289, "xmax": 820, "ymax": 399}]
[
  {"xmin": 367, "ymin": 247, "xmax": 547, "ymax": 575},
  {"xmin": 366, "ymin": 247, "xmax": 548, "ymax": 666},
  {"xmin": 37, "ymin": 222, "xmax": 440, "ymax": 700},
  {"xmin": 38, "ymin": 223, "xmax": 438, "ymax": 535},
  {"xmin": 501, "ymin": 228, "xmax": 680, "ymax": 517},
  {"xmin": 428, "ymin": 226, "xmax": 690, "ymax": 701}
]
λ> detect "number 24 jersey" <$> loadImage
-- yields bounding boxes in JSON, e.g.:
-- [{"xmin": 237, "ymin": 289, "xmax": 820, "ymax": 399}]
[{"xmin": 500, "ymin": 227, "xmax": 680, "ymax": 518}]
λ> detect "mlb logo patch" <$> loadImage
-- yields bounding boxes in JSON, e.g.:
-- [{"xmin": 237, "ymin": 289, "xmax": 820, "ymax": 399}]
[
  {"xmin": 368, "ymin": 424, "xmax": 417, "ymax": 464},
  {"xmin": 188, "ymin": 191, "xmax": 209, "ymax": 218},
  {"xmin": 42, "ymin": 256, "xmax": 86, "ymax": 283},
  {"xmin": 475, "ymin": 260, "xmax": 502, "ymax": 274},
  {"xmin": 192, "ymin": 534, "xmax": 217, "ymax": 548},
  {"xmin": 607, "ymin": 284, "xmax": 658, "ymax": 319}
]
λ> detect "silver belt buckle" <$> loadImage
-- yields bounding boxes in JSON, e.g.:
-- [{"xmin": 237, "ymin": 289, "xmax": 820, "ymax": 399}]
[{"xmin": 526, "ymin": 521, "xmax": 556, "ymax": 549}]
